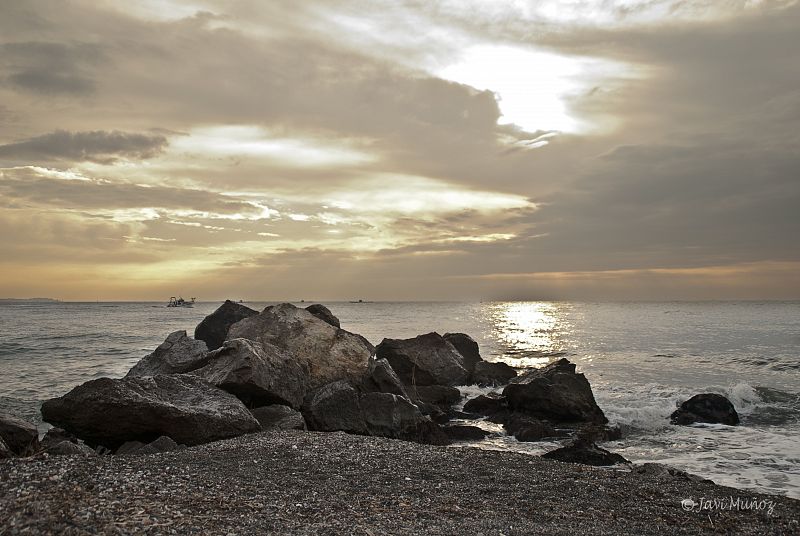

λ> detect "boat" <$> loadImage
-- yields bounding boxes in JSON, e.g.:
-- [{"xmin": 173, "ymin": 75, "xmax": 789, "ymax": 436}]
[{"xmin": 167, "ymin": 296, "xmax": 195, "ymax": 308}]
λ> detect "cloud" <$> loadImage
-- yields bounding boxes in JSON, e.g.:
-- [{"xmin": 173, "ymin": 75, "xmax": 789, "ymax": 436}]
[
  {"xmin": 0, "ymin": 130, "xmax": 169, "ymax": 164},
  {"xmin": 0, "ymin": 41, "xmax": 104, "ymax": 96}
]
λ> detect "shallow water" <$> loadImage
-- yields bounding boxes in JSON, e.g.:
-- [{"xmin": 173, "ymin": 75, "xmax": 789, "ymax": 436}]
[{"xmin": 1, "ymin": 300, "xmax": 798, "ymax": 498}]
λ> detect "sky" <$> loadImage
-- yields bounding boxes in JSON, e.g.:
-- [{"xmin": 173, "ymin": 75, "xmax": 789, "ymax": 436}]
[{"xmin": 1, "ymin": 0, "xmax": 798, "ymax": 301}]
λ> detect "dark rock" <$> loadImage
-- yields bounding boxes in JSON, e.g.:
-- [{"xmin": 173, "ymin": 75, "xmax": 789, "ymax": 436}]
[
  {"xmin": 192, "ymin": 338, "xmax": 308, "ymax": 409},
  {"xmin": 250, "ymin": 405, "xmax": 306, "ymax": 431},
  {"xmin": 305, "ymin": 304, "xmax": 340, "ymax": 328},
  {"xmin": 503, "ymin": 359, "xmax": 607, "ymax": 424},
  {"xmin": 195, "ymin": 300, "xmax": 258, "ymax": 351},
  {"xmin": 126, "ymin": 330, "xmax": 209, "ymax": 377},
  {"xmin": 670, "ymin": 393, "xmax": 740, "ymax": 426},
  {"xmin": 41, "ymin": 375, "xmax": 260, "ymax": 449},
  {"xmin": 361, "ymin": 358, "xmax": 409, "ymax": 398},
  {"xmin": 376, "ymin": 333, "xmax": 468, "ymax": 386},
  {"xmin": 504, "ymin": 413, "xmax": 559, "ymax": 442},
  {"xmin": 46, "ymin": 440, "xmax": 96, "ymax": 456},
  {"xmin": 302, "ymin": 381, "xmax": 449, "ymax": 445},
  {"xmin": 39, "ymin": 428, "xmax": 77, "ymax": 452},
  {"xmin": 116, "ymin": 440, "xmax": 146, "ymax": 455},
  {"xmin": 442, "ymin": 333, "xmax": 482, "ymax": 374},
  {"xmin": 135, "ymin": 436, "xmax": 180, "ymax": 455},
  {"xmin": 0, "ymin": 437, "xmax": 12, "ymax": 459},
  {"xmin": 407, "ymin": 385, "xmax": 461, "ymax": 409},
  {"xmin": 442, "ymin": 424, "xmax": 490, "ymax": 441},
  {"xmin": 0, "ymin": 412, "xmax": 39, "ymax": 455},
  {"xmin": 542, "ymin": 440, "xmax": 629, "ymax": 466},
  {"xmin": 463, "ymin": 393, "xmax": 505, "ymax": 415},
  {"xmin": 229, "ymin": 303, "xmax": 374, "ymax": 391},
  {"xmin": 634, "ymin": 463, "xmax": 713, "ymax": 483},
  {"xmin": 578, "ymin": 424, "xmax": 623, "ymax": 442},
  {"xmin": 471, "ymin": 361, "xmax": 517, "ymax": 386}
]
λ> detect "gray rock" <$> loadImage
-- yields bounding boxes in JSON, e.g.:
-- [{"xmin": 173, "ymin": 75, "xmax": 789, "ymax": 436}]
[
  {"xmin": 136, "ymin": 436, "xmax": 180, "ymax": 455},
  {"xmin": 116, "ymin": 440, "xmax": 147, "ymax": 455},
  {"xmin": 503, "ymin": 413, "xmax": 559, "ymax": 442},
  {"xmin": 503, "ymin": 359, "xmax": 607, "ymax": 424},
  {"xmin": 361, "ymin": 358, "xmax": 409, "ymax": 398},
  {"xmin": 542, "ymin": 440, "xmax": 629, "ymax": 466},
  {"xmin": 463, "ymin": 393, "xmax": 505, "ymax": 415},
  {"xmin": 192, "ymin": 338, "xmax": 308, "ymax": 409},
  {"xmin": 670, "ymin": 393, "xmax": 739, "ymax": 426},
  {"xmin": 41, "ymin": 375, "xmax": 260, "ymax": 449},
  {"xmin": 126, "ymin": 330, "xmax": 209, "ymax": 377},
  {"xmin": 39, "ymin": 428, "xmax": 77, "ymax": 452},
  {"xmin": 376, "ymin": 333, "xmax": 469, "ymax": 386},
  {"xmin": 250, "ymin": 405, "xmax": 307, "ymax": 431},
  {"xmin": 302, "ymin": 381, "xmax": 368, "ymax": 435},
  {"xmin": 443, "ymin": 333, "xmax": 482, "ymax": 374},
  {"xmin": 0, "ymin": 412, "xmax": 39, "ymax": 455},
  {"xmin": 228, "ymin": 303, "xmax": 374, "ymax": 391},
  {"xmin": 0, "ymin": 437, "xmax": 12, "ymax": 459},
  {"xmin": 195, "ymin": 300, "xmax": 258, "ymax": 351},
  {"xmin": 407, "ymin": 384, "xmax": 461, "ymax": 409},
  {"xmin": 46, "ymin": 440, "xmax": 96, "ymax": 456},
  {"xmin": 471, "ymin": 361, "xmax": 517, "ymax": 386},
  {"xmin": 305, "ymin": 304, "xmax": 340, "ymax": 328}
]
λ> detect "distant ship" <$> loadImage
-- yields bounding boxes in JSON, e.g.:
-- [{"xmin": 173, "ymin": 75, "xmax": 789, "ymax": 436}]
[{"xmin": 167, "ymin": 296, "xmax": 195, "ymax": 308}]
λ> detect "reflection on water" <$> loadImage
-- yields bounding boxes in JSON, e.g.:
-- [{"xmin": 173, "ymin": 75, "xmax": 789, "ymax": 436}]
[{"xmin": 484, "ymin": 302, "xmax": 573, "ymax": 367}]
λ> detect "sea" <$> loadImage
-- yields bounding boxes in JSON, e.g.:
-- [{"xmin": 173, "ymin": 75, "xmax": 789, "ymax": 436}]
[{"xmin": 1, "ymin": 301, "xmax": 798, "ymax": 499}]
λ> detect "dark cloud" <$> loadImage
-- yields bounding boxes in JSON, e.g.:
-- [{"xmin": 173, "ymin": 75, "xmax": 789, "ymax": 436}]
[
  {"xmin": 0, "ymin": 130, "xmax": 169, "ymax": 164},
  {"xmin": 0, "ymin": 41, "xmax": 104, "ymax": 96}
]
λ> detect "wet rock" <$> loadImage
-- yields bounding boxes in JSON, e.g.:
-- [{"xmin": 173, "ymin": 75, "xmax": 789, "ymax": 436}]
[
  {"xmin": 376, "ymin": 333, "xmax": 469, "ymax": 386},
  {"xmin": 503, "ymin": 359, "xmax": 607, "ymax": 424},
  {"xmin": 195, "ymin": 300, "xmax": 258, "ymax": 351},
  {"xmin": 46, "ymin": 440, "xmax": 96, "ymax": 456},
  {"xmin": 503, "ymin": 413, "xmax": 559, "ymax": 442},
  {"xmin": 0, "ymin": 437, "xmax": 12, "ymax": 459},
  {"xmin": 361, "ymin": 358, "xmax": 409, "ymax": 398},
  {"xmin": 442, "ymin": 333, "xmax": 482, "ymax": 374},
  {"xmin": 471, "ymin": 361, "xmax": 517, "ymax": 386},
  {"xmin": 670, "ymin": 393, "xmax": 739, "ymax": 426},
  {"xmin": 126, "ymin": 330, "xmax": 209, "ymax": 377},
  {"xmin": 578, "ymin": 424, "xmax": 623, "ymax": 442},
  {"xmin": 305, "ymin": 304, "xmax": 340, "ymax": 328},
  {"xmin": 229, "ymin": 303, "xmax": 374, "ymax": 391},
  {"xmin": 0, "ymin": 412, "xmax": 39, "ymax": 455},
  {"xmin": 250, "ymin": 405, "xmax": 307, "ymax": 431},
  {"xmin": 408, "ymin": 385, "xmax": 461, "ymax": 410},
  {"xmin": 192, "ymin": 338, "xmax": 308, "ymax": 408},
  {"xmin": 542, "ymin": 440, "xmax": 629, "ymax": 466},
  {"xmin": 442, "ymin": 424, "xmax": 490, "ymax": 441},
  {"xmin": 41, "ymin": 375, "xmax": 260, "ymax": 449},
  {"xmin": 463, "ymin": 393, "xmax": 505, "ymax": 415}
]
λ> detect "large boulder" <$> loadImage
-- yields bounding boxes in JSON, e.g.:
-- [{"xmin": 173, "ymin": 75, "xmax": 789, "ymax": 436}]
[
  {"xmin": 192, "ymin": 338, "xmax": 308, "ymax": 409},
  {"xmin": 0, "ymin": 412, "xmax": 39, "ymax": 455},
  {"xmin": 443, "ymin": 333, "xmax": 482, "ymax": 374},
  {"xmin": 503, "ymin": 359, "xmax": 607, "ymax": 424},
  {"xmin": 670, "ymin": 393, "xmax": 740, "ymax": 426},
  {"xmin": 41, "ymin": 375, "xmax": 260, "ymax": 449},
  {"xmin": 250, "ymin": 405, "xmax": 307, "ymax": 431},
  {"xmin": 361, "ymin": 358, "xmax": 409, "ymax": 398},
  {"xmin": 376, "ymin": 333, "xmax": 469, "ymax": 387},
  {"xmin": 407, "ymin": 385, "xmax": 461, "ymax": 410},
  {"xmin": 228, "ymin": 303, "xmax": 374, "ymax": 391},
  {"xmin": 302, "ymin": 381, "xmax": 448, "ymax": 445},
  {"xmin": 542, "ymin": 440, "xmax": 629, "ymax": 466},
  {"xmin": 126, "ymin": 330, "xmax": 209, "ymax": 377},
  {"xmin": 195, "ymin": 300, "xmax": 258, "ymax": 351},
  {"xmin": 471, "ymin": 361, "xmax": 517, "ymax": 386},
  {"xmin": 0, "ymin": 437, "xmax": 13, "ymax": 459},
  {"xmin": 305, "ymin": 304, "xmax": 340, "ymax": 328},
  {"xmin": 503, "ymin": 413, "xmax": 559, "ymax": 442},
  {"xmin": 463, "ymin": 393, "xmax": 505, "ymax": 416}
]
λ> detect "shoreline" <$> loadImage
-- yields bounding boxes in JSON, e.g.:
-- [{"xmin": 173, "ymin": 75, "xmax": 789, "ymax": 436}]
[{"xmin": 2, "ymin": 430, "xmax": 798, "ymax": 535}]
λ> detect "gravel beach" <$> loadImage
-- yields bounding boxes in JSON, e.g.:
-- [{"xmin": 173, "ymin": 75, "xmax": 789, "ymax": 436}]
[{"xmin": 2, "ymin": 431, "xmax": 798, "ymax": 535}]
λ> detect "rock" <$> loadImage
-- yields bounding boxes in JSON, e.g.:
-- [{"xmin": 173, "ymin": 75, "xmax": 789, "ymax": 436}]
[
  {"xmin": 0, "ymin": 412, "xmax": 39, "ymax": 455},
  {"xmin": 376, "ymin": 333, "xmax": 469, "ymax": 386},
  {"xmin": 41, "ymin": 375, "xmax": 260, "ymax": 449},
  {"xmin": 229, "ymin": 303, "xmax": 374, "ymax": 391},
  {"xmin": 39, "ymin": 428, "xmax": 77, "ymax": 451},
  {"xmin": 116, "ymin": 440, "xmax": 146, "ymax": 455},
  {"xmin": 407, "ymin": 385, "xmax": 461, "ymax": 409},
  {"xmin": 442, "ymin": 424, "xmax": 490, "ymax": 441},
  {"xmin": 503, "ymin": 359, "xmax": 607, "ymax": 424},
  {"xmin": 195, "ymin": 300, "xmax": 258, "ymax": 351},
  {"xmin": 578, "ymin": 424, "xmax": 622, "ymax": 442},
  {"xmin": 302, "ymin": 381, "xmax": 449, "ymax": 445},
  {"xmin": 192, "ymin": 338, "xmax": 308, "ymax": 409},
  {"xmin": 305, "ymin": 304, "xmax": 340, "ymax": 328},
  {"xmin": 463, "ymin": 393, "xmax": 505, "ymax": 415},
  {"xmin": 361, "ymin": 358, "xmax": 409, "ymax": 398},
  {"xmin": 45, "ymin": 440, "xmax": 96, "ymax": 456},
  {"xmin": 0, "ymin": 437, "xmax": 12, "ymax": 459},
  {"xmin": 670, "ymin": 393, "xmax": 740, "ymax": 426},
  {"xmin": 634, "ymin": 463, "xmax": 713, "ymax": 483},
  {"xmin": 471, "ymin": 361, "xmax": 517, "ymax": 386},
  {"xmin": 250, "ymin": 405, "xmax": 307, "ymax": 431},
  {"xmin": 542, "ymin": 440, "xmax": 629, "ymax": 466},
  {"xmin": 116, "ymin": 436, "xmax": 179, "ymax": 455},
  {"xmin": 504, "ymin": 413, "xmax": 559, "ymax": 442},
  {"xmin": 443, "ymin": 333, "xmax": 482, "ymax": 374},
  {"xmin": 126, "ymin": 330, "xmax": 209, "ymax": 377}
]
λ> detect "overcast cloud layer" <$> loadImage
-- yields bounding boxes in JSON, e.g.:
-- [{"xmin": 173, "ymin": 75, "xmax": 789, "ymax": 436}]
[{"xmin": 1, "ymin": 0, "xmax": 798, "ymax": 300}]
